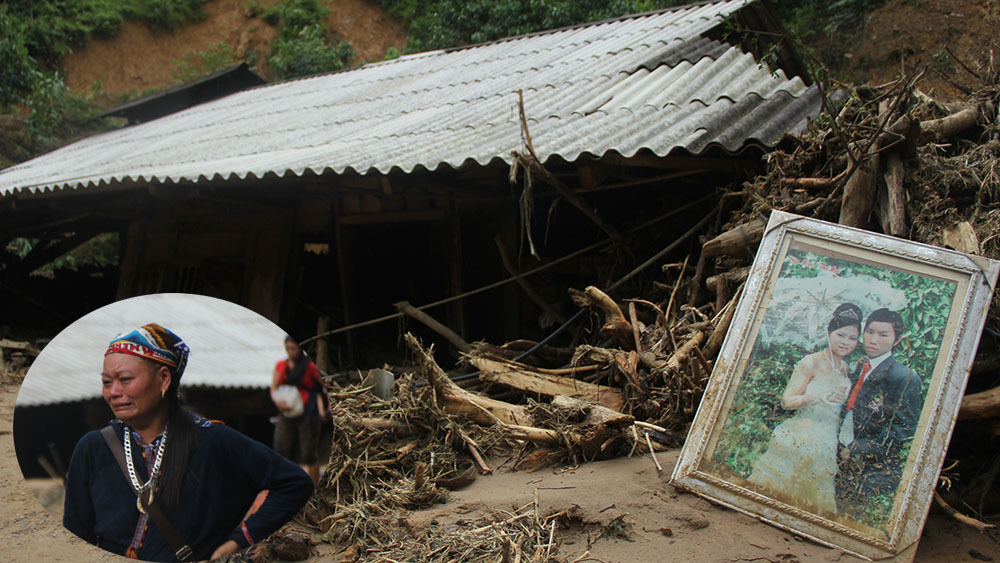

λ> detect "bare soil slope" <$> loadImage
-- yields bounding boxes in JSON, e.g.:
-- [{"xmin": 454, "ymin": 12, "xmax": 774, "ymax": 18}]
[
  {"xmin": 61, "ymin": 0, "xmax": 406, "ymax": 99},
  {"xmin": 843, "ymin": 0, "xmax": 997, "ymax": 101}
]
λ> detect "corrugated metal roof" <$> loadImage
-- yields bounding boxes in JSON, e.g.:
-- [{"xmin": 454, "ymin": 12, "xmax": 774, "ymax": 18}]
[
  {"xmin": 0, "ymin": 0, "xmax": 819, "ymax": 195},
  {"xmin": 15, "ymin": 294, "xmax": 288, "ymax": 407}
]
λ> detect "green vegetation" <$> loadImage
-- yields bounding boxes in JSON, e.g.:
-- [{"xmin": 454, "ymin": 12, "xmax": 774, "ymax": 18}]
[
  {"xmin": 172, "ymin": 42, "xmax": 242, "ymax": 83},
  {"xmin": 377, "ymin": 0, "xmax": 685, "ymax": 52},
  {"xmin": 4, "ymin": 0, "xmax": 209, "ymax": 67},
  {"xmin": 1, "ymin": 0, "xmax": 210, "ymax": 157},
  {"xmin": 0, "ymin": 8, "xmax": 37, "ymax": 109},
  {"xmin": 261, "ymin": 0, "xmax": 354, "ymax": 80},
  {"xmin": 5, "ymin": 233, "xmax": 120, "ymax": 274},
  {"xmin": 377, "ymin": 0, "xmax": 887, "ymax": 53},
  {"xmin": 769, "ymin": 0, "xmax": 885, "ymax": 42}
]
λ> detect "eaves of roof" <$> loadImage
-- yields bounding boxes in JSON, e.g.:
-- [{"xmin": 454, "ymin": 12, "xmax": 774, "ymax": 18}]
[{"xmin": 0, "ymin": 0, "xmax": 820, "ymax": 197}]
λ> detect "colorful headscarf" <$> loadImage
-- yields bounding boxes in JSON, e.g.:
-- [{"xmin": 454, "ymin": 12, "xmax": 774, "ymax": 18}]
[{"xmin": 105, "ymin": 323, "xmax": 190, "ymax": 378}]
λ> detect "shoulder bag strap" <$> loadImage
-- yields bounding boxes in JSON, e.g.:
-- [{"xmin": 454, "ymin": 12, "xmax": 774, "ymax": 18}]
[{"xmin": 100, "ymin": 426, "xmax": 194, "ymax": 562}]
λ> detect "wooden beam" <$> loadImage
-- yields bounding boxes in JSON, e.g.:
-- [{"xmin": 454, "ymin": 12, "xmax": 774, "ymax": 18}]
[
  {"xmin": 331, "ymin": 199, "xmax": 355, "ymax": 365},
  {"xmin": 447, "ymin": 203, "xmax": 466, "ymax": 339},
  {"xmin": 396, "ymin": 301, "xmax": 472, "ymax": 354},
  {"xmin": 599, "ymin": 153, "xmax": 756, "ymax": 172},
  {"xmin": 336, "ymin": 209, "xmax": 447, "ymax": 224}
]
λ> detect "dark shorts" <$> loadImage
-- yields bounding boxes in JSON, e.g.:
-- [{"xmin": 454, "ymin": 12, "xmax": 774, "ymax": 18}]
[{"xmin": 274, "ymin": 415, "xmax": 322, "ymax": 464}]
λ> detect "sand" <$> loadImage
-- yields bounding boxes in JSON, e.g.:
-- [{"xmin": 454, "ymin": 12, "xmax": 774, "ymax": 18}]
[{"xmin": 3, "ymin": 380, "xmax": 999, "ymax": 562}]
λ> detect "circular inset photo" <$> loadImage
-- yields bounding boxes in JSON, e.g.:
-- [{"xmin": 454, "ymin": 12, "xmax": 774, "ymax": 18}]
[{"xmin": 13, "ymin": 293, "xmax": 330, "ymax": 561}]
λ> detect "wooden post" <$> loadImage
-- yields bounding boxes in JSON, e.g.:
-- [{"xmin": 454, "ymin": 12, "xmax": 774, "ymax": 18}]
[
  {"xmin": 882, "ymin": 152, "xmax": 907, "ymax": 237},
  {"xmin": 331, "ymin": 199, "xmax": 355, "ymax": 365},
  {"xmin": 447, "ymin": 202, "xmax": 467, "ymax": 339},
  {"xmin": 494, "ymin": 235, "xmax": 566, "ymax": 325},
  {"xmin": 116, "ymin": 220, "xmax": 146, "ymax": 299},
  {"xmin": 315, "ymin": 316, "xmax": 329, "ymax": 374},
  {"xmin": 839, "ymin": 145, "xmax": 881, "ymax": 228}
]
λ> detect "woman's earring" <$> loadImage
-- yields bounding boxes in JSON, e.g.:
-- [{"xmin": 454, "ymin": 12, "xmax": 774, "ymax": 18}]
[{"xmin": 161, "ymin": 388, "xmax": 166, "ymax": 399}]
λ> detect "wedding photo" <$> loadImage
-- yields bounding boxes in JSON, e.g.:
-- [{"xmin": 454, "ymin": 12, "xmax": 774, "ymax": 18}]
[
  {"xmin": 672, "ymin": 212, "xmax": 999, "ymax": 560},
  {"xmin": 708, "ymin": 241, "xmax": 956, "ymax": 531}
]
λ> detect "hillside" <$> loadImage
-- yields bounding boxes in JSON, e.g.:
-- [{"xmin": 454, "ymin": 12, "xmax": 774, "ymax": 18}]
[
  {"xmin": 54, "ymin": 0, "xmax": 997, "ymax": 104},
  {"xmin": 60, "ymin": 0, "xmax": 406, "ymax": 99},
  {"xmin": 840, "ymin": 0, "xmax": 996, "ymax": 101}
]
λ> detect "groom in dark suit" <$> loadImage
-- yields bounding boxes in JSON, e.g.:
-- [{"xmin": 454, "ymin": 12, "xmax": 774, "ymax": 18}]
[{"xmin": 835, "ymin": 308, "xmax": 924, "ymax": 520}]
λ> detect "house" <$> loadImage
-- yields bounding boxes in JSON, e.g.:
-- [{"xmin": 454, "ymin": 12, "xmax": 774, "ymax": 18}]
[
  {"xmin": 96, "ymin": 62, "xmax": 268, "ymax": 125},
  {"xmin": 0, "ymin": 0, "xmax": 821, "ymax": 370}
]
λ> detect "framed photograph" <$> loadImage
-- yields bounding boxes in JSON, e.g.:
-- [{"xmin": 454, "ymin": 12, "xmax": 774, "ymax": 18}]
[{"xmin": 670, "ymin": 211, "xmax": 1000, "ymax": 561}]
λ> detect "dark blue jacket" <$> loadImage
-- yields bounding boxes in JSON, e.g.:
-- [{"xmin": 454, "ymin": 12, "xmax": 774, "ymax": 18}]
[
  {"xmin": 63, "ymin": 416, "xmax": 314, "ymax": 561},
  {"xmin": 839, "ymin": 355, "xmax": 923, "ymax": 501}
]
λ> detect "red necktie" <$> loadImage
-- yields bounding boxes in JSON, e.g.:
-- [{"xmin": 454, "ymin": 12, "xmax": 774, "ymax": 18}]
[{"xmin": 845, "ymin": 359, "xmax": 872, "ymax": 410}]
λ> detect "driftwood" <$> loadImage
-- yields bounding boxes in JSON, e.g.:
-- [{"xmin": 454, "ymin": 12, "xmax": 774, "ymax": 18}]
[
  {"xmin": 706, "ymin": 267, "xmax": 750, "ymax": 295},
  {"xmin": 958, "ymin": 385, "xmax": 1000, "ymax": 420},
  {"xmin": 407, "ymin": 333, "xmax": 530, "ymax": 426},
  {"xmin": 350, "ymin": 416, "xmax": 417, "ymax": 436},
  {"xmin": 919, "ymin": 106, "xmax": 980, "ymax": 144},
  {"xmin": 880, "ymin": 152, "xmax": 907, "ymax": 237},
  {"xmin": 876, "ymin": 114, "xmax": 920, "ymax": 157},
  {"xmin": 407, "ymin": 334, "xmax": 621, "ymax": 457},
  {"xmin": 569, "ymin": 286, "xmax": 632, "ymax": 348},
  {"xmin": 666, "ymin": 332, "xmax": 705, "ymax": 372},
  {"xmin": 703, "ymin": 286, "xmax": 742, "ymax": 361},
  {"xmin": 468, "ymin": 356, "xmax": 625, "ymax": 412},
  {"xmin": 396, "ymin": 301, "xmax": 472, "ymax": 353},
  {"xmin": 701, "ymin": 220, "xmax": 764, "ymax": 259},
  {"xmin": 779, "ymin": 177, "xmax": 835, "ymax": 190},
  {"xmin": 839, "ymin": 140, "xmax": 881, "ymax": 228},
  {"xmin": 943, "ymin": 222, "xmax": 981, "ymax": 255},
  {"xmin": 550, "ymin": 395, "xmax": 634, "ymax": 427},
  {"xmin": 933, "ymin": 491, "xmax": 996, "ymax": 532}
]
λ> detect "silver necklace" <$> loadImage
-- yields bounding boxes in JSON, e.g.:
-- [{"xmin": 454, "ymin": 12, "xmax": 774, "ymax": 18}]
[{"xmin": 123, "ymin": 424, "xmax": 167, "ymax": 513}]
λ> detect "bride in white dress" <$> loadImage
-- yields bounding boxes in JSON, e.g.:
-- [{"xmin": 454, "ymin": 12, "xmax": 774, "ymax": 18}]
[{"xmin": 747, "ymin": 303, "xmax": 862, "ymax": 513}]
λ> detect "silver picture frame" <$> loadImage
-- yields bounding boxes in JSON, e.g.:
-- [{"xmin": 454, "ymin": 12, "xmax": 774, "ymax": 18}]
[{"xmin": 670, "ymin": 210, "xmax": 999, "ymax": 561}]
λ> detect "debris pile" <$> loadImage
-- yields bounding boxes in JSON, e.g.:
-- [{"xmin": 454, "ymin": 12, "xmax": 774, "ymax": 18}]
[{"xmin": 280, "ymin": 64, "xmax": 1000, "ymax": 561}]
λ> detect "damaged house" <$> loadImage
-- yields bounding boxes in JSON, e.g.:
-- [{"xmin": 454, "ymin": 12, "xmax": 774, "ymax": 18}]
[{"xmin": 0, "ymin": 0, "xmax": 822, "ymax": 371}]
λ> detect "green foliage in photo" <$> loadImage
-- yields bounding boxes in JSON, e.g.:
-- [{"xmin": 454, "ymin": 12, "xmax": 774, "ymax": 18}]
[{"xmin": 710, "ymin": 341, "xmax": 813, "ymax": 478}]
